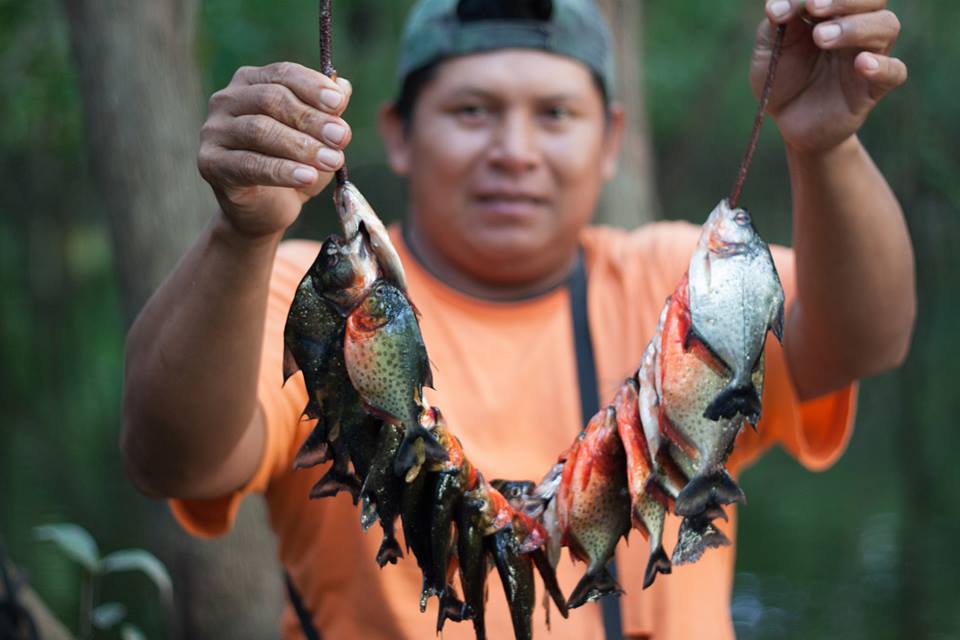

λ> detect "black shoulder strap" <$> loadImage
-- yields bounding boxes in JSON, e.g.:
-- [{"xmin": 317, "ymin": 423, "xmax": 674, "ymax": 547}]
[
  {"xmin": 286, "ymin": 573, "xmax": 321, "ymax": 640},
  {"xmin": 567, "ymin": 251, "xmax": 624, "ymax": 640}
]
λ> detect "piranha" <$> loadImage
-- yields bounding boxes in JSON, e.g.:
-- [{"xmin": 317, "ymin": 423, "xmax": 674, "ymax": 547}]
[
  {"xmin": 650, "ymin": 276, "xmax": 753, "ymax": 519},
  {"xmin": 426, "ymin": 411, "xmax": 477, "ymax": 600},
  {"xmin": 456, "ymin": 486, "xmax": 489, "ymax": 640},
  {"xmin": 613, "ymin": 377, "xmax": 672, "ymax": 589},
  {"xmin": 491, "ymin": 480, "xmax": 569, "ymax": 622},
  {"xmin": 343, "ymin": 279, "xmax": 447, "ymax": 477},
  {"xmin": 485, "ymin": 502, "xmax": 536, "ymax": 640},
  {"xmin": 334, "ymin": 180, "xmax": 407, "ymax": 292},
  {"xmin": 284, "ymin": 236, "xmax": 370, "ymax": 501},
  {"xmin": 557, "ymin": 406, "xmax": 631, "ymax": 609},
  {"xmin": 359, "ymin": 422, "xmax": 405, "ymax": 567},
  {"xmin": 687, "ymin": 199, "xmax": 784, "ymax": 424}
]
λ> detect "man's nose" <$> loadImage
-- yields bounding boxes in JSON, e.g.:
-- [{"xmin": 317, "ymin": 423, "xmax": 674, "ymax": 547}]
[{"xmin": 487, "ymin": 110, "xmax": 541, "ymax": 173}]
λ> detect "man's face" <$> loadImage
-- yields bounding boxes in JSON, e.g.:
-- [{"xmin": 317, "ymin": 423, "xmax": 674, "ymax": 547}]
[{"xmin": 381, "ymin": 49, "xmax": 622, "ymax": 289}]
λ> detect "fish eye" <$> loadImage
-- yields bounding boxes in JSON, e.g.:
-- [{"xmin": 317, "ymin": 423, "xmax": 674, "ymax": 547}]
[{"xmin": 734, "ymin": 211, "xmax": 751, "ymax": 226}]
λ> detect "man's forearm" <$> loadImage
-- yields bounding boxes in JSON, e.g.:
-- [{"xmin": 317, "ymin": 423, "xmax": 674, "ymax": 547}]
[
  {"xmin": 784, "ymin": 135, "xmax": 916, "ymax": 400},
  {"xmin": 122, "ymin": 211, "xmax": 281, "ymax": 497}
]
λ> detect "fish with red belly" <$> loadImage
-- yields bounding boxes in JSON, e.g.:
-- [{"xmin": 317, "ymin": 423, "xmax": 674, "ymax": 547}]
[{"xmin": 557, "ymin": 406, "xmax": 631, "ymax": 609}]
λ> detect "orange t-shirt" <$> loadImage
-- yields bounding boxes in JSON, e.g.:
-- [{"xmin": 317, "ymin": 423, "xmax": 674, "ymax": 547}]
[{"xmin": 171, "ymin": 222, "xmax": 856, "ymax": 639}]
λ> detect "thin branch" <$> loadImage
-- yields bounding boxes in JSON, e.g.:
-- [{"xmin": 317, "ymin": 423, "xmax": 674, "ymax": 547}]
[
  {"xmin": 728, "ymin": 23, "xmax": 786, "ymax": 209},
  {"xmin": 319, "ymin": 0, "xmax": 348, "ymax": 185}
]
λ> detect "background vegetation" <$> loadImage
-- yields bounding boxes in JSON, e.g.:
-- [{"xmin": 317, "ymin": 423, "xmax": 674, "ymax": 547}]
[{"xmin": 1, "ymin": 0, "xmax": 957, "ymax": 637}]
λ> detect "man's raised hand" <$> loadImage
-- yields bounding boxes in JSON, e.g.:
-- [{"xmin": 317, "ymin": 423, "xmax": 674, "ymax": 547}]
[
  {"xmin": 753, "ymin": 0, "xmax": 907, "ymax": 154},
  {"xmin": 197, "ymin": 62, "xmax": 353, "ymax": 238}
]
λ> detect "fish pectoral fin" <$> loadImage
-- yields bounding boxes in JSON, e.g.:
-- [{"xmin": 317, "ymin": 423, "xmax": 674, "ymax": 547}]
[
  {"xmin": 704, "ymin": 381, "xmax": 761, "ymax": 423},
  {"xmin": 282, "ymin": 345, "xmax": 300, "ymax": 383},
  {"xmin": 566, "ymin": 564, "xmax": 624, "ymax": 610},
  {"xmin": 683, "ymin": 324, "xmax": 731, "ymax": 376},
  {"xmin": 771, "ymin": 299, "xmax": 785, "ymax": 343},
  {"xmin": 642, "ymin": 546, "xmax": 672, "ymax": 590}
]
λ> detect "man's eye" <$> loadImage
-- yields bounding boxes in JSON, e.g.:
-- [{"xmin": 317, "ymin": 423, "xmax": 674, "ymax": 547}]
[
  {"xmin": 543, "ymin": 105, "xmax": 571, "ymax": 121},
  {"xmin": 454, "ymin": 104, "xmax": 488, "ymax": 121}
]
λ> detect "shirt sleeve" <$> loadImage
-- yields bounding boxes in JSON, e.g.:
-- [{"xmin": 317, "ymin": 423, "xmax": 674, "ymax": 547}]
[{"xmin": 168, "ymin": 242, "xmax": 314, "ymax": 538}]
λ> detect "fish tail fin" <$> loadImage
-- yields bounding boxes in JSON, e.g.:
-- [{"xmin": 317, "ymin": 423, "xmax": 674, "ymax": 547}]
[
  {"xmin": 436, "ymin": 588, "xmax": 470, "ymax": 633},
  {"xmin": 393, "ymin": 425, "xmax": 448, "ymax": 477},
  {"xmin": 672, "ymin": 516, "xmax": 730, "ymax": 566},
  {"xmin": 674, "ymin": 470, "xmax": 745, "ymax": 517},
  {"xmin": 293, "ymin": 422, "xmax": 330, "ymax": 469},
  {"xmin": 532, "ymin": 549, "xmax": 569, "ymax": 619},
  {"xmin": 642, "ymin": 545, "xmax": 672, "ymax": 589},
  {"xmin": 376, "ymin": 531, "xmax": 403, "ymax": 567},
  {"xmin": 704, "ymin": 380, "xmax": 761, "ymax": 423},
  {"xmin": 566, "ymin": 565, "xmax": 624, "ymax": 610},
  {"xmin": 309, "ymin": 467, "xmax": 361, "ymax": 504}
]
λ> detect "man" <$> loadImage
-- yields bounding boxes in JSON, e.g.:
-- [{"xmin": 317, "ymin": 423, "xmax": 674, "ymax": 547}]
[{"xmin": 121, "ymin": 0, "xmax": 914, "ymax": 637}]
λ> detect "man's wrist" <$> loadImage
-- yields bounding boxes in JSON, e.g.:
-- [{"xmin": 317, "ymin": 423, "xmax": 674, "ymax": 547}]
[
  {"xmin": 784, "ymin": 133, "xmax": 862, "ymax": 167},
  {"xmin": 210, "ymin": 208, "xmax": 284, "ymax": 257}
]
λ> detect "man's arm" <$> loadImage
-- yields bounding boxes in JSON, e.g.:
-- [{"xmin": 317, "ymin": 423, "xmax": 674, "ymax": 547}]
[
  {"xmin": 752, "ymin": 1, "xmax": 914, "ymax": 399},
  {"xmin": 122, "ymin": 63, "xmax": 353, "ymax": 500},
  {"xmin": 784, "ymin": 137, "xmax": 914, "ymax": 400}
]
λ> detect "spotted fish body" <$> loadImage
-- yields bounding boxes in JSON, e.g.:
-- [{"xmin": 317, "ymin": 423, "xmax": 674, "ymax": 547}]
[
  {"xmin": 687, "ymin": 199, "xmax": 784, "ymax": 424},
  {"xmin": 456, "ymin": 489, "xmax": 489, "ymax": 640},
  {"xmin": 343, "ymin": 280, "xmax": 446, "ymax": 476},
  {"xmin": 557, "ymin": 406, "xmax": 631, "ymax": 609},
  {"xmin": 487, "ymin": 523, "xmax": 535, "ymax": 640},
  {"xmin": 284, "ymin": 237, "xmax": 370, "ymax": 501},
  {"xmin": 658, "ymin": 276, "xmax": 757, "ymax": 517},
  {"xmin": 613, "ymin": 378, "xmax": 672, "ymax": 588},
  {"xmin": 359, "ymin": 423, "xmax": 405, "ymax": 567}
]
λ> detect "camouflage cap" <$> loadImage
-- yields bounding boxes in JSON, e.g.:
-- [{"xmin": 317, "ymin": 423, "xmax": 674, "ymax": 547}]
[{"xmin": 396, "ymin": 0, "xmax": 615, "ymax": 98}]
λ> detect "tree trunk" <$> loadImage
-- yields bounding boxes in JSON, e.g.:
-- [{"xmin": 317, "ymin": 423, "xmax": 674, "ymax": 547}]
[
  {"xmin": 61, "ymin": 1, "xmax": 284, "ymax": 637},
  {"xmin": 596, "ymin": 0, "xmax": 660, "ymax": 227}
]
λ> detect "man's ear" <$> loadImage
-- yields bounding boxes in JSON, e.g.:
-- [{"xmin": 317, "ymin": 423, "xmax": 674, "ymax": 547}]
[
  {"xmin": 601, "ymin": 102, "xmax": 626, "ymax": 182},
  {"xmin": 378, "ymin": 103, "xmax": 411, "ymax": 177}
]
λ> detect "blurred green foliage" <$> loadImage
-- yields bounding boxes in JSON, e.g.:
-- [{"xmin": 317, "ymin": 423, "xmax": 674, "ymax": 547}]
[{"xmin": 1, "ymin": 0, "xmax": 957, "ymax": 638}]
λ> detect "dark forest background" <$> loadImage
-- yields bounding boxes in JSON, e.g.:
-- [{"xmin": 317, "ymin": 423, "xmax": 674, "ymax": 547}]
[{"xmin": 1, "ymin": 0, "xmax": 958, "ymax": 637}]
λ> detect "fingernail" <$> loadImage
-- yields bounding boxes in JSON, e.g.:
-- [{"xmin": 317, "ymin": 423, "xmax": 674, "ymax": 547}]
[
  {"xmin": 316, "ymin": 148, "xmax": 342, "ymax": 169},
  {"xmin": 811, "ymin": 0, "xmax": 831, "ymax": 10},
  {"xmin": 768, "ymin": 0, "xmax": 791, "ymax": 18},
  {"xmin": 293, "ymin": 166, "xmax": 317, "ymax": 185},
  {"xmin": 862, "ymin": 54, "xmax": 880, "ymax": 71},
  {"xmin": 320, "ymin": 89, "xmax": 343, "ymax": 110},
  {"xmin": 816, "ymin": 23, "xmax": 841, "ymax": 42},
  {"xmin": 336, "ymin": 77, "xmax": 352, "ymax": 93},
  {"xmin": 322, "ymin": 123, "xmax": 347, "ymax": 145}
]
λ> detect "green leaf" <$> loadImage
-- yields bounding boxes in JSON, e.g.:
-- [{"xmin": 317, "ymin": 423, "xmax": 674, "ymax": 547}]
[
  {"xmin": 34, "ymin": 523, "xmax": 101, "ymax": 573},
  {"xmin": 120, "ymin": 623, "xmax": 147, "ymax": 640},
  {"xmin": 91, "ymin": 602, "xmax": 127, "ymax": 630},
  {"xmin": 102, "ymin": 549, "xmax": 173, "ymax": 605}
]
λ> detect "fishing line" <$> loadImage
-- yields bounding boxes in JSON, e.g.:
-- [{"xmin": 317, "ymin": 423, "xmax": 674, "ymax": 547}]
[
  {"xmin": 320, "ymin": 0, "xmax": 349, "ymax": 186},
  {"xmin": 728, "ymin": 23, "xmax": 787, "ymax": 209}
]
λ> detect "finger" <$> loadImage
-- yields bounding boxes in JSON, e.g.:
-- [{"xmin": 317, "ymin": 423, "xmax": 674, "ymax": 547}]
[
  {"xmin": 812, "ymin": 10, "xmax": 901, "ymax": 53},
  {"xmin": 216, "ymin": 84, "xmax": 352, "ymax": 150},
  {"xmin": 217, "ymin": 115, "xmax": 345, "ymax": 173},
  {"xmin": 233, "ymin": 62, "xmax": 349, "ymax": 115},
  {"xmin": 765, "ymin": 0, "xmax": 805, "ymax": 25},
  {"xmin": 805, "ymin": 0, "xmax": 887, "ymax": 19},
  {"xmin": 856, "ymin": 52, "xmax": 908, "ymax": 100},
  {"xmin": 199, "ymin": 147, "xmax": 322, "ymax": 189}
]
